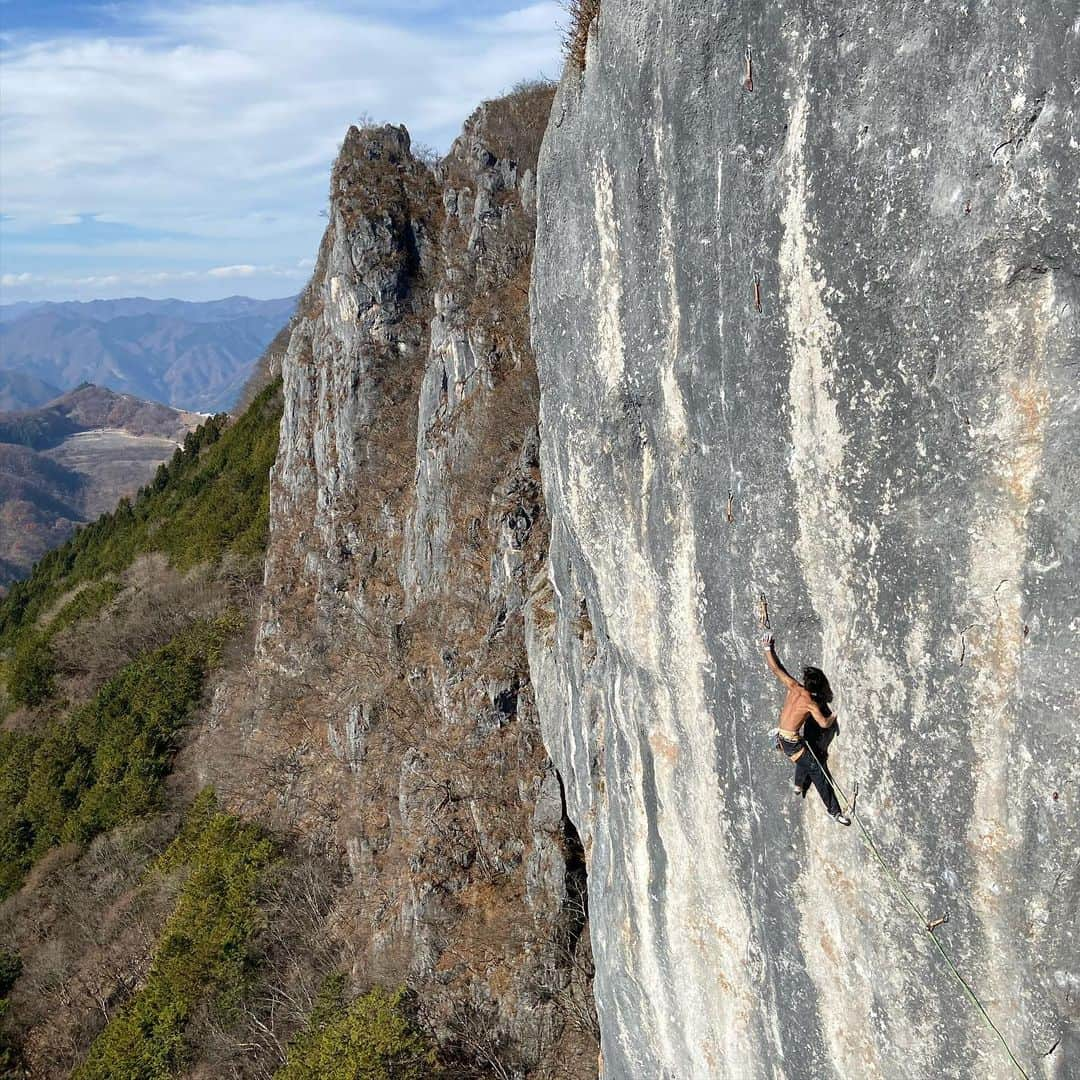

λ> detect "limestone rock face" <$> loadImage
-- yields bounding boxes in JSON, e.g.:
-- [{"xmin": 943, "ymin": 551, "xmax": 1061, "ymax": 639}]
[
  {"xmin": 254, "ymin": 93, "xmax": 597, "ymax": 1075},
  {"xmin": 260, "ymin": 123, "xmax": 439, "ymax": 654},
  {"xmin": 530, "ymin": 4, "xmax": 1078, "ymax": 1078}
]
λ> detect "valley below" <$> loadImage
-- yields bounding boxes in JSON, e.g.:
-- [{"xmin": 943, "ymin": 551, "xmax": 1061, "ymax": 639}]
[
  {"xmin": 42, "ymin": 428, "xmax": 191, "ymax": 518},
  {"xmin": 0, "ymin": 385, "xmax": 206, "ymax": 584}
]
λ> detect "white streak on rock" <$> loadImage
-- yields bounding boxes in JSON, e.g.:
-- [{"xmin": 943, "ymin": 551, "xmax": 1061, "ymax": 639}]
[
  {"xmin": 593, "ymin": 157, "xmax": 625, "ymax": 392},
  {"xmin": 778, "ymin": 78, "xmax": 914, "ymax": 1078}
]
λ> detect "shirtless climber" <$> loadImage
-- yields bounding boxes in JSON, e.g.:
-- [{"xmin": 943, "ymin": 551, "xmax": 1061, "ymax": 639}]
[{"xmin": 763, "ymin": 634, "xmax": 851, "ymax": 826}]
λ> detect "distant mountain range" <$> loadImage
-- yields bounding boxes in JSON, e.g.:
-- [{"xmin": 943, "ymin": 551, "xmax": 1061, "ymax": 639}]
[
  {"xmin": 0, "ymin": 384, "xmax": 205, "ymax": 584},
  {"xmin": 0, "ymin": 371, "xmax": 62, "ymax": 411},
  {"xmin": 0, "ymin": 295, "xmax": 295, "ymax": 412}
]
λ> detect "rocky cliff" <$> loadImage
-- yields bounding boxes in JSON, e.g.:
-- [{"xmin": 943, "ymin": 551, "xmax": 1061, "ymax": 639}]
[
  {"xmin": 242, "ymin": 85, "xmax": 597, "ymax": 1075},
  {"xmin": 0, "ymin": 83, "xmax": 601, "ymax": 1080},
  {"xmin": 530, "ymin": 4, "xmax": 1078, "ymax": 1078}
]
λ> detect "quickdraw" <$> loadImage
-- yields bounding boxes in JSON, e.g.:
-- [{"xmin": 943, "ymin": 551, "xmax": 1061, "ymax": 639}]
[{"xmin": 758, "ymin": 592, "xmax": 771, "ymax": 631}]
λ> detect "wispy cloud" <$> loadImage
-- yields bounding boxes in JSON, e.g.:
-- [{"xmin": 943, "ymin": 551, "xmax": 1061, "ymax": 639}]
[
  {"xmin": 0, "ymin": 1, "xmax": 562, "ymax": 301},
  {"xmin": 207, "ymin": 264, "xmax": 258, "ymax": 278},
  {"xmin": 1, "ymin": 260, "xmax": 312, "ymax": 292}
]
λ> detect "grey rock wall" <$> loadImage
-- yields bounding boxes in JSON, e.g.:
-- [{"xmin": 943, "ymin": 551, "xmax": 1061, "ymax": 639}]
[{"xmin": 529, "ymin": 3, "xmax": 1079, "ymax": 1078}]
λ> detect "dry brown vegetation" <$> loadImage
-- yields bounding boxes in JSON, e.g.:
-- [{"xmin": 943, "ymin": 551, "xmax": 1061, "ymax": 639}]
[
  {"xmin": 1, "ymin": 804, "xmax": 349, "ymax": 1079},
  {"xmin": 564, "ymin": 0, "xmax": 601, "ymax": 71},
  {"xmin": 331, "ymin": 124, "xmax": 442, "ymax": 237},
  {"xmin": 476, "ymin": 80, "xmax": 556, "ymax": 168},
  {"xmin": 48, "ymin": 554, "xmax": 260, "ymax": 703},
  {"xmin": 0, "ymin": 822, "xmax": 180, "ymax": 1076}
]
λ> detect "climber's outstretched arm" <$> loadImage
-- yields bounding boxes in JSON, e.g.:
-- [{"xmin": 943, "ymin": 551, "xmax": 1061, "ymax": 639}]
[{"xmin": 763, "ymin": 635, "xmax": 797, "ymax": 688}]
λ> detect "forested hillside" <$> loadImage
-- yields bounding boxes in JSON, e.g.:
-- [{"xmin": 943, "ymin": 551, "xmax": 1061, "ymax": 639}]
[{"xmin": 0, "ymin": 377, "xmax": 286, "ymax": 1074}]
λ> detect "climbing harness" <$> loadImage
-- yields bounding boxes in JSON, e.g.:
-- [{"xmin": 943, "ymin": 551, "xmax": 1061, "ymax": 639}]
[
  {"xmin": 771, "ymin": 727, "xmax": 806, "ymax": 761},
  {"xmin": 801, "ymin": 739, "xmax": 1031, "ymax": 1079}
]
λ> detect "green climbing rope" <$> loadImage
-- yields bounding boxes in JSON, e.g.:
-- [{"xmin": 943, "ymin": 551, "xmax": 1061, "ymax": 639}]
[{"xmin": 801, "ymin": 741, "xmax": 1031, "ymax": 1080}]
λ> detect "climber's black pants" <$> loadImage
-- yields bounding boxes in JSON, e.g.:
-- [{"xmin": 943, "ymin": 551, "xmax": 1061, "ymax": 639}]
[{"xmin": 794, "ymin": 748, "xmax": 842, "ymax": 817}]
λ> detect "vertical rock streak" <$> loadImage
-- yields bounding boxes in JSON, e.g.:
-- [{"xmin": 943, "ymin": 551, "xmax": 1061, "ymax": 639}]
[
  {"xmin": 778, "ymin": 75, "xmax": 926, "ymax": 1077},
  {"xmin": 965, "ymin": 269, "xmax": 1053, "ymax": 1022},
  {"xmin": 594, "ymin": 158, "xmax": 626, "ymax": 393}
]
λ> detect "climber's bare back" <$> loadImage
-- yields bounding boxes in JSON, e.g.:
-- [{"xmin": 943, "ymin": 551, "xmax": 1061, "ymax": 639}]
[{"xmin": 777, "ymin": 683, "xmax": 828, "ymax": 736}]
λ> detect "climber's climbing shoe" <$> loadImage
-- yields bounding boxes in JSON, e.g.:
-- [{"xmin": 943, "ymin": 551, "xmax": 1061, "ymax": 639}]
[
  {"xmin": 792, "ymin": 782, "xmax": 807, "ymax": 799},
  {"xmin": 830, "ymin": 812, "xmax": 852, "ymax": 826}
]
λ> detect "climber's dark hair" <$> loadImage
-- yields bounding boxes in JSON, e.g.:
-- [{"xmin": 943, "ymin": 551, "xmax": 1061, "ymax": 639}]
[{"xmin": 802, "ymin": 666, "xmax": 833, "ymax": 707}]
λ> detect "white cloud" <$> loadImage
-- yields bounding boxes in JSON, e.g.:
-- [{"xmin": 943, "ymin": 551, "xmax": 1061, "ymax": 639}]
[
  {"xmin": 0, "ymin": 262, "xmax": 310, "ymax": 299},
  {"xmin": 0, "ymin": 2, "xmax": 562, "ymax": 300},
  {"xmin": 207, "ymin": 264, "xmax": 259, "ymax": 278}
]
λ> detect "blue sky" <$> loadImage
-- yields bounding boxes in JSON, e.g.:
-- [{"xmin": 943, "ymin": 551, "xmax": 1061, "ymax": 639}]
[{"xmin": 0, "ymin": 1, "xmax": 564, "ymax": 303}]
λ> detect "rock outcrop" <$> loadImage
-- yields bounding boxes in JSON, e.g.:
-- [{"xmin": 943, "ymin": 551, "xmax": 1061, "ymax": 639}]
[
  {"xmin": 251, "ymin": 86, "xmax": 597, "ymax": 1075},
  {"xmin": 530, "ymin": 4, "xmax": 1078, "ymax": 1078}
]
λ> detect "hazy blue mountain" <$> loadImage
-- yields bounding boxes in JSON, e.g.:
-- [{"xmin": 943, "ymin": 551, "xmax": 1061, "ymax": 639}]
[
  {"xmin": 0, "ymin": 302, "xmax": 47, "ymax": 324},
  {"xmin": 0, "ymin": 295, "xmax": 295, "ymax": 411},
  {"xmin": 0, "ymin": 371, "xmax": 62, "ymax": 410},
  {"xmin": 3, "ymin": 295, "xmax": 296, "ymax": 325}
]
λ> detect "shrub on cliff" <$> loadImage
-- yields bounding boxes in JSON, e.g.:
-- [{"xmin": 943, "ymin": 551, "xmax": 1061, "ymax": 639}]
[
  {"xmin": 277, "ymin": 975, "xmax": 437, "ymax": 1080},
  {"xmin": 564, "ymin": 0, "xmax": 600, "ymax": 70},
  {"xmin": 0, "ymin": 950, "xmax": 21, "ymax": 1001},
  {"xmin": 0, "ymin": 946, "xmax": 22, "ymax": 1074},
  {"xmin": 6, "ymin": 632, "xmax": 56, "ymax": 706}
]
